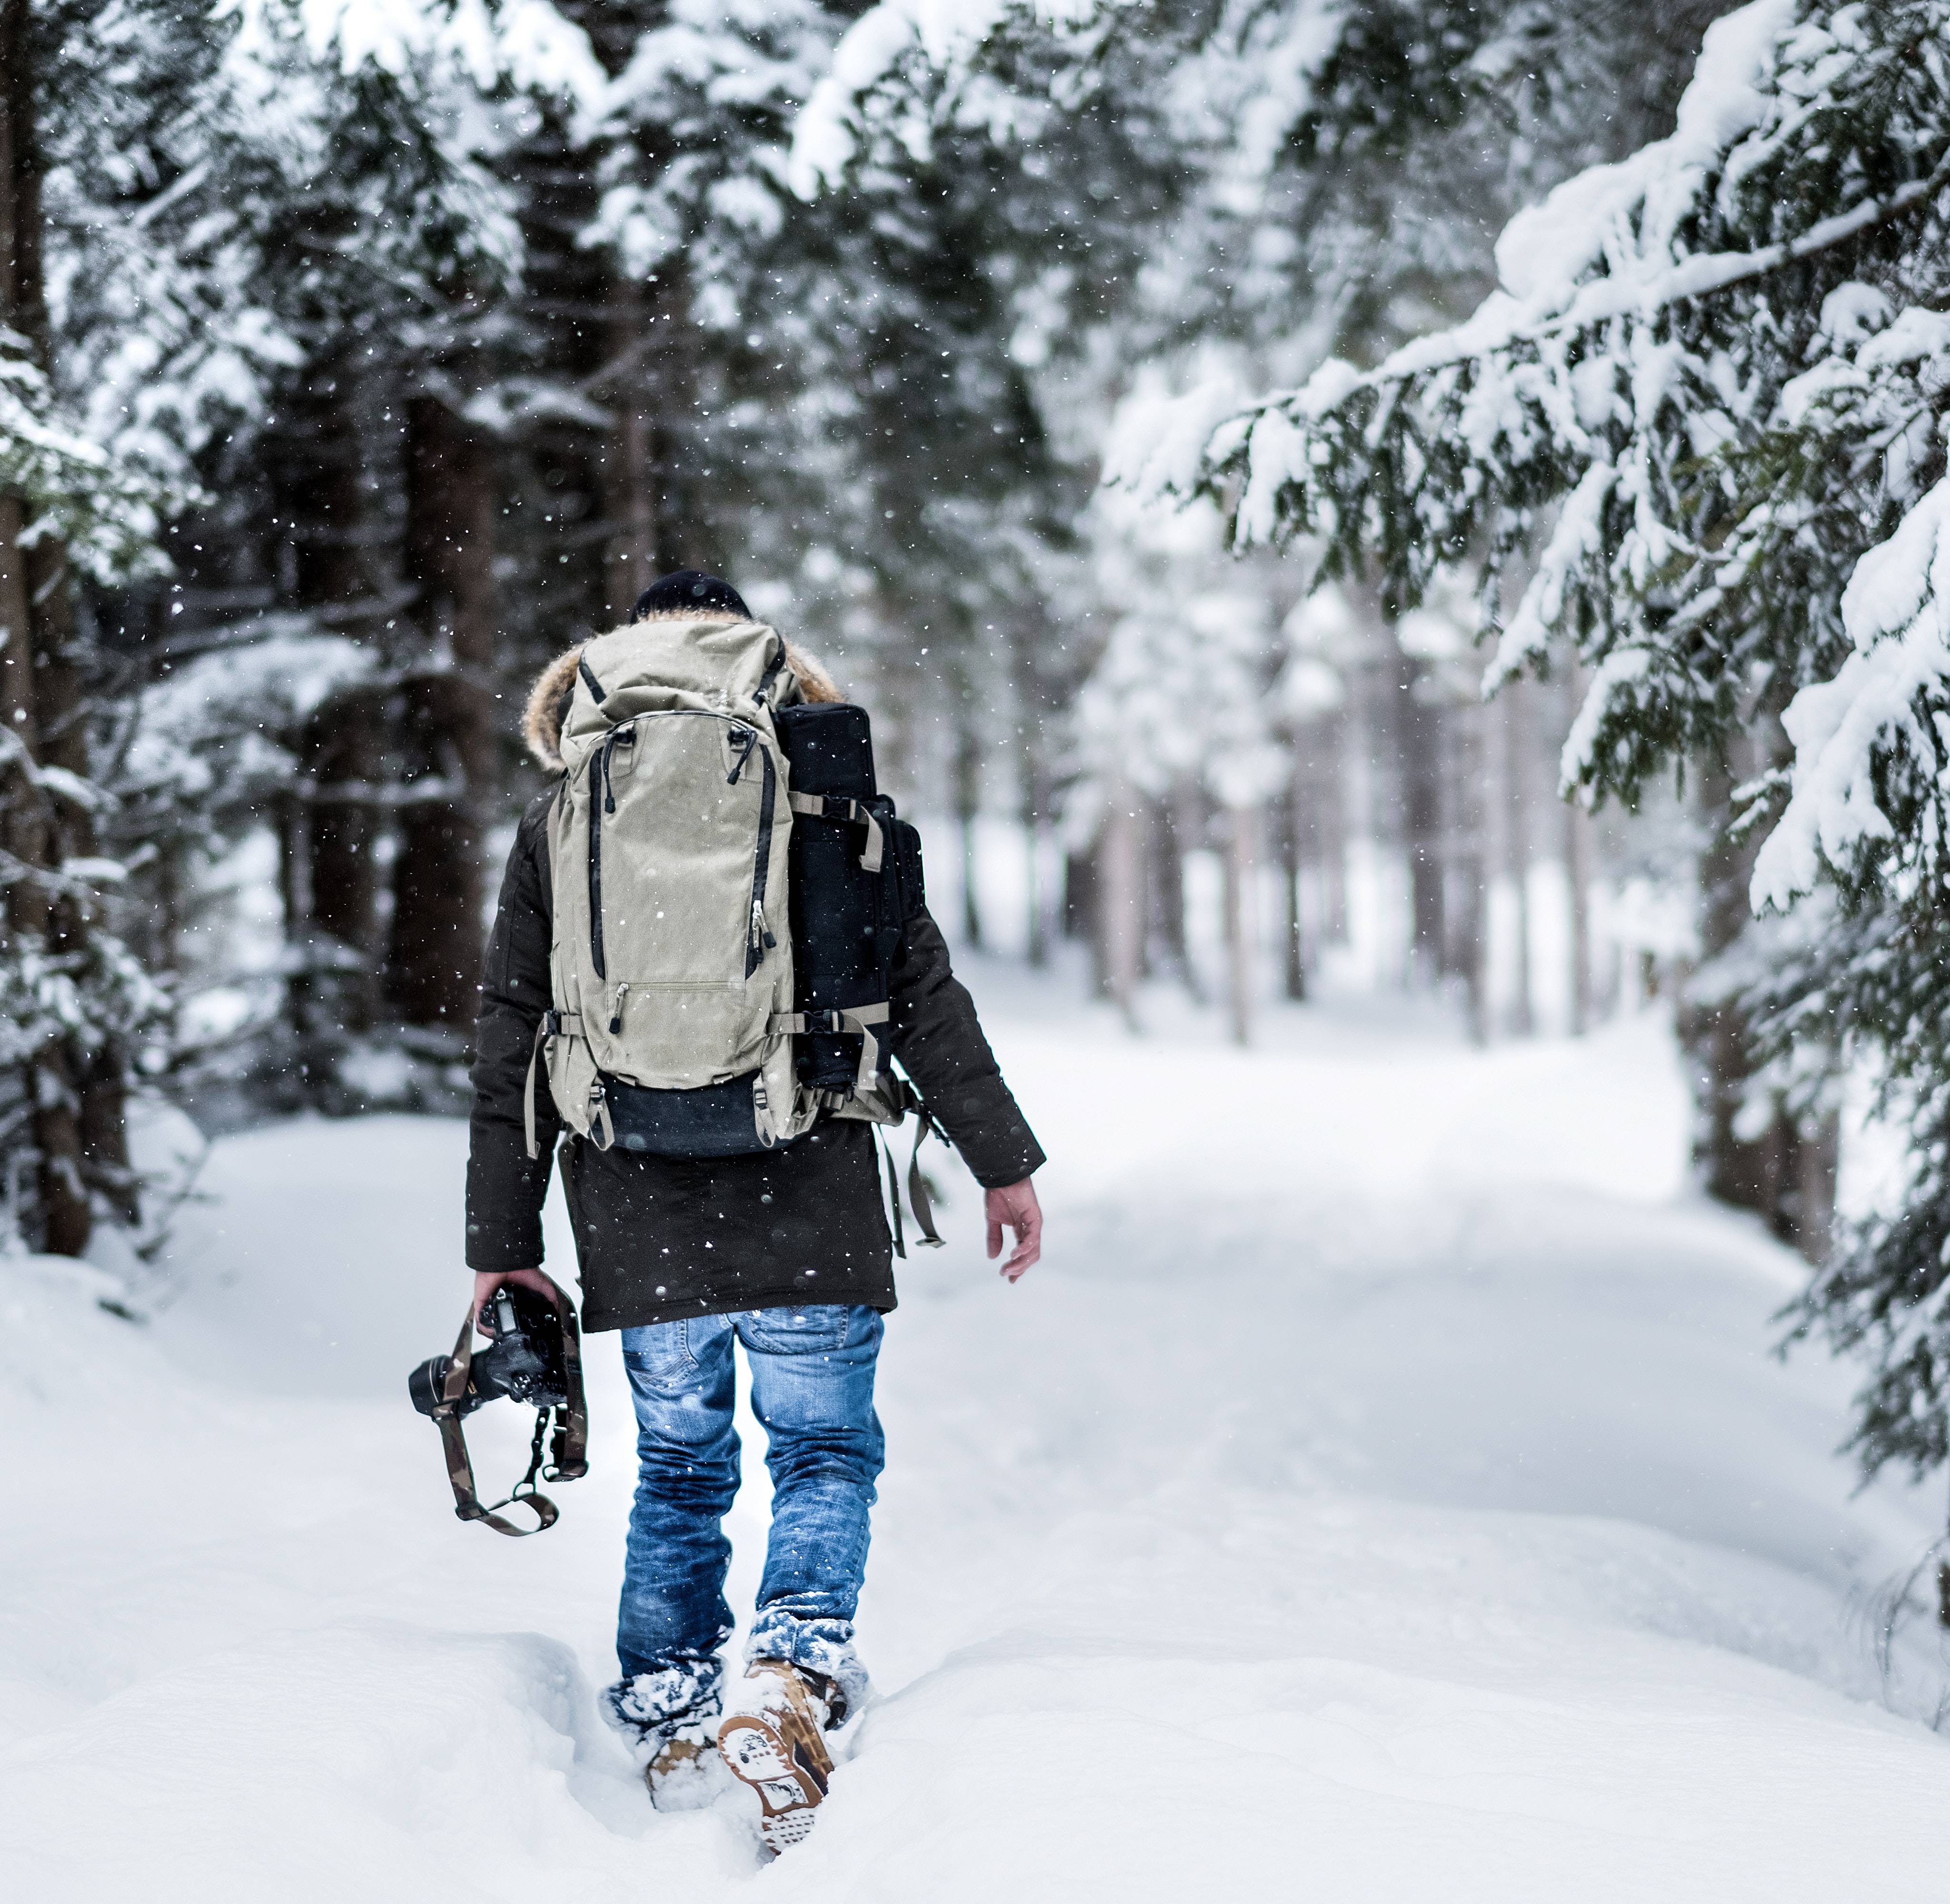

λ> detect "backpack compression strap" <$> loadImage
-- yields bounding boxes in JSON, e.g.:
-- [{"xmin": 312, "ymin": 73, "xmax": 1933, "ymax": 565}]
[
  {"xmin": 874, "ymin": 1104, "xmax": 947, "ymax": 1257},
  {"xmin": 770, "ymin": 1002, "xmax": 889, "ymax": 1094},
  {"xmin": 428, "ymin": 1293, "xmax": 589, "ymax": 1537},
  {"xmin": 524, "ymin": 1010, "xmax": 587, "ymax": 1160},
  {"xmin": 786, "ymin": 793, "xmax": 884, "ymax": 873}
]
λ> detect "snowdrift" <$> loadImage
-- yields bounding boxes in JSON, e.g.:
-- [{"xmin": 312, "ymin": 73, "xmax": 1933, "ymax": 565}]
[{"xmin": 7, "ymin": 976, "xmax": 1950, "ymax": 1899}]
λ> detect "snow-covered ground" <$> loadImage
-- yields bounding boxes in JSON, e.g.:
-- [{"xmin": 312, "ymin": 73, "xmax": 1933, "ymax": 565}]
[{"xmin": 8, "ymin": 960, "xmax": 1950, "ymax": 1899}]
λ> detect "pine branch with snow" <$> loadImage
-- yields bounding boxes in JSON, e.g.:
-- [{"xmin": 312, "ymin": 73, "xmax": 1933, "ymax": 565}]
[
  {"xmin": 1132, "ymin": 0, "xmax": 1950, "ymax": 816},
  {"xmin": 0, "ymin": 330, "xmax": 184, "ymax": 585},
  {"xmin": 1119, "ymin": 0, "xmax": 1950, "ymax": 1481}
]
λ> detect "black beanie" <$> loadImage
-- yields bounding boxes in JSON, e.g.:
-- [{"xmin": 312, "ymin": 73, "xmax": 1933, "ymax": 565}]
[{"xmin": 632, "ymin": 570, "xmax": 751, "ymax": 622}]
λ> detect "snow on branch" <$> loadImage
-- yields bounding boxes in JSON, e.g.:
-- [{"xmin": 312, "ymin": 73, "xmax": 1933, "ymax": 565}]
[
  {"xmin": 0, "ymin": 334, "xmax": 185, "ymax": 584},
  {"xmin": 1754, "ymin": 476, "xmax": 1950, "ymax": 908},
  {"xmin": 1113, "ymin": 0, "xmax": 1950, "ymax": 863},
  {"xmin": 788, "ymin": 0, "xmax": 1116, "ymax": 196},
  {"xmin": 225, "ymin": 0, "xmax": 607, "ymax": 118}
]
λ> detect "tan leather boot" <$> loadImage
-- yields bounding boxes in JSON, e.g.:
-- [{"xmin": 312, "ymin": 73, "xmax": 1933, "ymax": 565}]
[
  {"xmin": 715, "ymin": 1660, "xmax": 836, "ymax": 1854},
  {"xmin": 643, "ymin": 1718, "xmax": 724, "ymax": 1813}
]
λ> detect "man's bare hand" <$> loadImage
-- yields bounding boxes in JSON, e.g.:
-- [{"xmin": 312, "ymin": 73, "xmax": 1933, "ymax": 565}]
[
  {"xmin": 985, "ymin": 1177, "xmax": 1042, "ymax": 1283},
  {"xmin": 471, "ymin": 1266, "xmax": 562, "ymax": 1337}
]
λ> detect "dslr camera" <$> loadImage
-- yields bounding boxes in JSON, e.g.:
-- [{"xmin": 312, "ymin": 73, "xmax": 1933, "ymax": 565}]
[{"xmin": 408, "ymin": 1284, "xmax": 570, "ymax": 1420}]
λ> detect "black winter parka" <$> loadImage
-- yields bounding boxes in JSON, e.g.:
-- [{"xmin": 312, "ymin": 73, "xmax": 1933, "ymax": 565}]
[{"xmin": 465, "ymin": 791, "xmax": 1045, "ymax": 1331}]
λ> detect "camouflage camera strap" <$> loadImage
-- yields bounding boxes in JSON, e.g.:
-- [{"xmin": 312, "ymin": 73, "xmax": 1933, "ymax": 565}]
[{"xmin": 429, "ymin": 1291, "xmax": 589, "ymax": 1537}]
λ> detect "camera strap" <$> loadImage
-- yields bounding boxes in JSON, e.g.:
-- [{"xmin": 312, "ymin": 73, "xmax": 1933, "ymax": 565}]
[{"xmin": 430, "ymin": 1293, "xmax": 589, "ymax": 1537}]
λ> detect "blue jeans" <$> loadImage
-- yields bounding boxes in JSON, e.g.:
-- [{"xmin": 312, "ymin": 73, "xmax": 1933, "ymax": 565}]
[{"xmin": 614, "ymin": 1303, "xmax": 885, "ymax": 1724}]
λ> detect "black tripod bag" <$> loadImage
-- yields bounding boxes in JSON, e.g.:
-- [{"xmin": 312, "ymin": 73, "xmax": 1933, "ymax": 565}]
[{"xmin": 773, "ymin": 701, "xmax": 925, "ymax": 1095}]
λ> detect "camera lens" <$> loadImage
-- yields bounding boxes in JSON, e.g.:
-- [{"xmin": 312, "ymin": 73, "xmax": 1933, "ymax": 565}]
[{"xmin": 407, "ymin": 1355, "xmax": 453, "ymax": 1418}]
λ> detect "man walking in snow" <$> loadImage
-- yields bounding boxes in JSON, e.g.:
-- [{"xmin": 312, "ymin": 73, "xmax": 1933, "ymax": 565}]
[{"xmin": 463, "ymin": 571, "xmax": 1044, "ymax": 1849}]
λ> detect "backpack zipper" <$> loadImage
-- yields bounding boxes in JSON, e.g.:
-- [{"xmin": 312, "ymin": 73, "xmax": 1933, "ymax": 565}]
[
  {"xmin": 746, "ymin": 744, "xmax": 777, "ymax": 977},
  {"xmin": 588, "ymin": 728, "xmax": 636, "ymax": 979},
  {"xmin": 608, "ymin": 982, "xmax": 630, "ymax": 1035}
]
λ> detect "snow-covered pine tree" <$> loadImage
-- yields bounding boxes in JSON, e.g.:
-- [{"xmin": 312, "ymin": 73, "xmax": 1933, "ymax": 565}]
[
  {"xmin": 68, "ymin": 0, "xmax": 536, "ymax": 1103},
  {"xmin": 1124, "ymin": 0, "xmax": 1950, "ymax": 1478},
  {"xmin": 815, "ymin": 0, "xmax": 1739, "ymax": 1000},
  {"xmin": 1, "ymin": 0, "xmax": 191, "ymax": 1251}
]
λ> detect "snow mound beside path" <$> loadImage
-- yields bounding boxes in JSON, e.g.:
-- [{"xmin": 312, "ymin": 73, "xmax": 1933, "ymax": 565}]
[{"xmin": 8, "ymin": 985, "xmax": 1950, "ymax": 1899}]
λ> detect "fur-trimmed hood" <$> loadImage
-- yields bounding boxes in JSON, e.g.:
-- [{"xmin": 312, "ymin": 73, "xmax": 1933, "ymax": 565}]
[{"xmin": 521, "ymin": 611, "xmax": 841, "ymax": 772}]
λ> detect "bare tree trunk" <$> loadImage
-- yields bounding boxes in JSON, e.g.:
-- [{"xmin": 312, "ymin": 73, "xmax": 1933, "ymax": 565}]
[
  {"xmin": 1064, "ymin": 843, "xmax": 1110, "ymax": 998},
  {"xmin": 604, "ymin": 278, "xmax": 653, "ymax": 618},
  {"xmin": 955, "ymin": 720, "xmax": 983, "ymax": 949},
  {"xmin": 1503, "ymin": 681, "xmax": 1535, "ymax": 1036},
  {"xmin": 274, "ymin": 352, "xmax": 388, "ymax": 1044},
  {"xmin": 1343, "ymin": 646, "xmax": 1386, "ymax": 972},
  {"xmin": 1153, "ymin": 782, "xmax": 1200, "ymax": 1000},
  {"xmin": 0, "ymin": 501, "xmax": 38, "ymax": 863},
  {"xmin": 1563, "ymin": 673, "xmax": 1595, "ymax": 1036},
  {"xmin": 1478, "ymin": 682, "xmax": 1510, "ymax": 1041},
  {"xmin": 301, "ymin": 692, "xmax": 387, "ymax": 1034},
  {"xmin": 0, "ymin": 502, "xmax": 85, "ymax": 1251},
  {"xmin": 388, "ymin": 397, "xmax": 496, "ymax": 1029},
  {"xmin": 1223, "ymin": 804, "xmax": 1258, "ymax": 1046},
  {"xmin": 1278, "ymin": 779, "xmax": 1306, "ymax": 1001},
  {"xmin": 0, "ymin": 10, "xmax": 99, "ymax": 1251},
  {"xmin": 31, "ymin": 537, "xmax": 135, "ymax": 1225},
  {"xmin": 388, "ymin": 678, "xmax": 488, "ymax": 1029},
  {"xmin": 646, "ymin": 267, "xmax": 718, "ymax": 576},
  {"xmin": 1453, "ymin": 703, "xmax": 1490, "ymax": 1044},
  {"xmin": 1023, "ymin": 776, "xmax": 1048, "ymax": 967},
  {"xmin": 1102, "ymin": 780, "xmax": 1144, "ymax": 1031},
  {"xmin": 1566, "ymin": 800, "xmax": 1595, "ymax": 1035},
  {"xmin": 1436, "ymin": 701, "xmax": 1475, "ymax": 983},
  {"xmin": 1317, "ymin": 708, "xmax": 1350, "ymax": 943},
  {"xmin": 1679, "ymin": 751, "xmax": 1838, "ymax": 1259},
  {"xmin": 1009, "ymin": 623, "xmax": 1052, "ymax": 968},
  {"xmin": 1395, "ymin": 646, "xmax": 1445, "ymax": 987}
]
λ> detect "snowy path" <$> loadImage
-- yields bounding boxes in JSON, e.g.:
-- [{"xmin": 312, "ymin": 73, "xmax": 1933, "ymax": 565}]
[{"xmin": 7, "ymin": 968, "xmax": 1950, "ymax": 1899}]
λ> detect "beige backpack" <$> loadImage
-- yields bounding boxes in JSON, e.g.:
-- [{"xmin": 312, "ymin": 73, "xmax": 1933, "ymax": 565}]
[{"xmin": 522, "ymin": 616, "xmax": 891, "ymax": 1160}]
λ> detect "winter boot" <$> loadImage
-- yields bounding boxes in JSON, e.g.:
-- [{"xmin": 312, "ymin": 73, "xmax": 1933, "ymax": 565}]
[
  {"xmin": 715, "ymin": 1659, "xmax": 836, "ymax": 1854},
  {"xmin": 640, "ymin": 1716, "xmax": 728, "ymax": 1812},
  {"xmin": 602, "ymin": 1666, "xmax": 729, "ymax": 1813}
]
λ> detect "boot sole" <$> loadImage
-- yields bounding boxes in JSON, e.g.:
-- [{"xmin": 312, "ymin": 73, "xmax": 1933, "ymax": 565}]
[{"xmin": 716, "ymin": 1713, "xmax": 831, "ymax": 1855}]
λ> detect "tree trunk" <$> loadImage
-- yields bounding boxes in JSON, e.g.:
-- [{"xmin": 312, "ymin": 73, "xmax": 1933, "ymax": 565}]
[
  {"xmin": 604, "ymin": 278, "xmax": 654, "ymax": 618},
  {"xmin": 1278, "ymin": 780, "xmax": 1306, "ymax": 1001},
  {"xmin": 955, "ymin": 720, "xmax": 983, "ymax": 949},
  {"xmin": 1566, "ymin": 799, "xmax": 1595, "ymax": 1035},
  {"xmin": 30, "ymin": 536, "xmax": 134, "ymax": 1224},
  {"xmin": 0, "ymin": 499, "xmax": 39, "ymax": 864},
  {"xmin": 1563, "ymin": 671, "xmax": 1595, "ymax": 1036},
  {"xmin": 1156, "ymin": 779, "xmax": 1203, "ymax": 1001},
  {"xmin": 1679, "ymin": 753, "xmax": 1838, "ymax": 1258},
  {"xmin": 1395, "ymin": 647, "xmax": 1445, "ymax": 987},
  {"xmin": 1503, "ymin": 681, "xmax": 1535, "ymax": 1036},
  {"xmin": 388, "ymin": 678, "xmax": 487, "ymax": 1029},
  {"xmin": 1453, "ymin": 703, "xmax": 1489, "ymax": 1044},
  {"xmin": 1064, "ymin": 843, "xmax": 1110, "ymax": 998},
  {"xmin": 1101, "ymin": 780, "xmax": 1143, "ymax": 1031},
  {"xmin": 0, "ymin": 7, "xmax": 100, "ymax": 1251},
  {"xmin": 1024, "ymin": 801, "xmax": 1047, "ymax": 967},
  {"xmin": 388, "ymin": 397, "xmax": 496, "ymax": 1028},
  {"xmin": 1009, "ymin": 622, "xmax": 1052, "ymax": 967},
  {"xmin": 1317, "ymin": 708, "xmax": 1350, "ymax": 944},
  {"xmin": 300, "ymin": 690, "xmax": 387, "ymax": 1034},
  {"xmin": 1223, "ymin": 804, "xmax": 1258, "ymax": 1046},
  {"xmin": 0, "ymin": 502, "xmax": 86, "ymax": 1252}
]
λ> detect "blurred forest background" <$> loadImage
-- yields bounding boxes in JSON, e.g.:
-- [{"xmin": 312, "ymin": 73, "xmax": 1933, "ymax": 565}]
[{"xmin": 6, "ymin": 0, "xmax": 1947, "ymax": 1474}]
